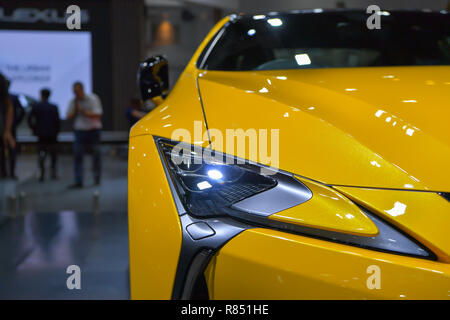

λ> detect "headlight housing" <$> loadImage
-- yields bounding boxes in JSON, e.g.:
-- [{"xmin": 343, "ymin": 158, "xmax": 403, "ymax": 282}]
[
  {"xmin": 158, "ymin": 139, "xmax": 312, "ymax": 217},
  {"xmin": 157, "ymin": 138, "xmax": 435, "ymax": 260}
]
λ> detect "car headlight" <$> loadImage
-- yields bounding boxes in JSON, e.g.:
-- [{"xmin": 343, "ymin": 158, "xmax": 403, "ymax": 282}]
[
  {"xmin": 157, "ymin": 138, "xmax": 435, "ymax": 260},
  {"xmin": 158, "ymin": 138, "xmax": 312, "ymax": 217}
]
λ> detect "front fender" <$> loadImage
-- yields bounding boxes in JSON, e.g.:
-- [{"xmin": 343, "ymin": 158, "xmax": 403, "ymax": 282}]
[{"xmin": 128, "ymin": 134, "xmax": 182, "ymax": 299}]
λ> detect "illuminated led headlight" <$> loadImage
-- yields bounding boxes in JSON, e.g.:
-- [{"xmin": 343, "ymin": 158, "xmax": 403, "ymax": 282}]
[
  {"xmin": 157, "ymin": 139, "xmax": 311, "ymax": 217},
  {"xmin": 157, "ymin": 138, "xmax": 435, "ymax": 260}
]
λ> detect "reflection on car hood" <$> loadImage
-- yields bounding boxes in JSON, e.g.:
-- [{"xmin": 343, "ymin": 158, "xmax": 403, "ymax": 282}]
[{"xmin": 198, "ymin": 66, "xmax": 450, "ymax": 192}]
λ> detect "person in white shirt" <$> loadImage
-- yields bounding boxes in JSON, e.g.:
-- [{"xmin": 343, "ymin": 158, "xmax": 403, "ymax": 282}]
[{"xmin": 66, "ymin": 81, "xmax": 103, "ymax": 188}]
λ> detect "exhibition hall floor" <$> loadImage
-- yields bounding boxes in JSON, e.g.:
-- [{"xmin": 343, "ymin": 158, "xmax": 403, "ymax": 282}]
[{"xmin": 0, "ymin": 153, "xmax": 129, "ymax": 299}]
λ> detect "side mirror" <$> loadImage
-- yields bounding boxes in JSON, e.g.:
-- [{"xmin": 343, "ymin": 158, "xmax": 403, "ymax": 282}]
[{"xmin": 137, "ymin": 55, "xmax": 169, "ymax": 106}]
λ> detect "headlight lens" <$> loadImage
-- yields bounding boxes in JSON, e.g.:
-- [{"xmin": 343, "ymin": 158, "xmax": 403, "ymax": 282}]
[
  {"xmin": 157, "ymin": 138, "xmax": 435, "ymax": 260},
  {"xmin": 158, "ymin": 139, "xmax": 312, "ymax": 217}
]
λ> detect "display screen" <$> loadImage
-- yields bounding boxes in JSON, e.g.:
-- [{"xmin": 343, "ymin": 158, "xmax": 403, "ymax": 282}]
[{"xmin": 0, "ymin": 30, "xmax": 92, "ymax": 119}]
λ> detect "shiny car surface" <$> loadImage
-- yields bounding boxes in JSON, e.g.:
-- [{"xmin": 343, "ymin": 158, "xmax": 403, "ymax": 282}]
[{"xmin": 128, "ymin": 10, "xmax": 450, "ymax": 299}]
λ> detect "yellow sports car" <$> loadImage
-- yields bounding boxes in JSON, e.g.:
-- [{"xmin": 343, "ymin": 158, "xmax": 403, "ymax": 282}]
[{"xmin": 128, "ymin": 10, "xmax": 450, "ymax": 300}]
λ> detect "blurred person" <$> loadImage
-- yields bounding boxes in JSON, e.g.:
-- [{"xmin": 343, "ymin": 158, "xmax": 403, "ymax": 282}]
[
  {"xmin": 28, "ymin": 88, "xmax": 60, "ymax": 182},
  {"xmin": 66, "ymin": 81, "xmax": 103, "ymax": 188},
  {"xmin": 5, "ymin": 80, "xmax": 25, "ymax": 179},
  {"xmin": 0, "ymin": 72, "xmax": 15, "ymax": 179},
  {"xmin": 126, "ymin": 97, "xmax": 146, "ymax": 129}
]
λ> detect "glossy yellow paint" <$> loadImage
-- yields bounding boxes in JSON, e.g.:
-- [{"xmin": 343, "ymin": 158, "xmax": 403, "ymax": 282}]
[
  {"xmin": 129, "ymin": 15, "xmax": 450, "ymax": 300},
  {"xmin": 198, "ymin": 67, "xmax": 450, "ymax": 192},
  {"xmin": 335, "ymin": 186, "xmax": 450, "ymax": 262},
  {"xmin": 269, "ymin": 178, "xmax": 378, "ymax": 236},
  {"xmin": 130, "ymin": 71, "xmax": 208, "ymax": 145},
  {"xmin": 128, "ymin": 18, "xmax": 229, "ymax": 300},
  {"xmin": 128, "ymin": 135, "xmax": 182, "ymax": 299},
  {"xmin": 151, "ymin": 96, "xmax": 164, "ymax": 107},
  {"xmin": 133, "ymin": 15, "xmax": 450, "ymax": 192},
  {"xmin": 206, "ymin": 228, "xmax": 450, "ymax": 299}
]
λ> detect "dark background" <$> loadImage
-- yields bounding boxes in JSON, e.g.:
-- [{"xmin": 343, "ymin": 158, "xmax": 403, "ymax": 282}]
[{"xmin": 0, "ymin": 0, "xmax": 145, "ymax": 131}]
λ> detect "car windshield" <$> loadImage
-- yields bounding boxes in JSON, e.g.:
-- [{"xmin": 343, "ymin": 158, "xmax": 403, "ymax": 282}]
[{"xmin": 199, "ymin": 10, "xmax": 450, "ymax": 71}]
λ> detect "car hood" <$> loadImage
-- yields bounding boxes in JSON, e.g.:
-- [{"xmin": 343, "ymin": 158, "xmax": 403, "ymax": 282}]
[{"xmin": 198, "ymin": 66, "xmax": 450, "ymax": 192}]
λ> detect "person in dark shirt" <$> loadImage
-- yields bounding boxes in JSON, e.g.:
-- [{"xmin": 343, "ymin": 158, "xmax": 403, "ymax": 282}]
[
  {"xmin": 11, "ymin": 94, "xmax": 25, "ymax": 135},
  {"xmin": 0, "ymin": 72, "xmax": 15, "ymax": 179},
  {"xmin": 5, "ymin": 82, "xmax": 25, "ymax": 179},
  {"xmin": 126, "ymin": 98, "xmax": 146, "ymax": 129},
  {"xmin": 28, "ymin": 88, "xmax": 60, "ymax": 181}
]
